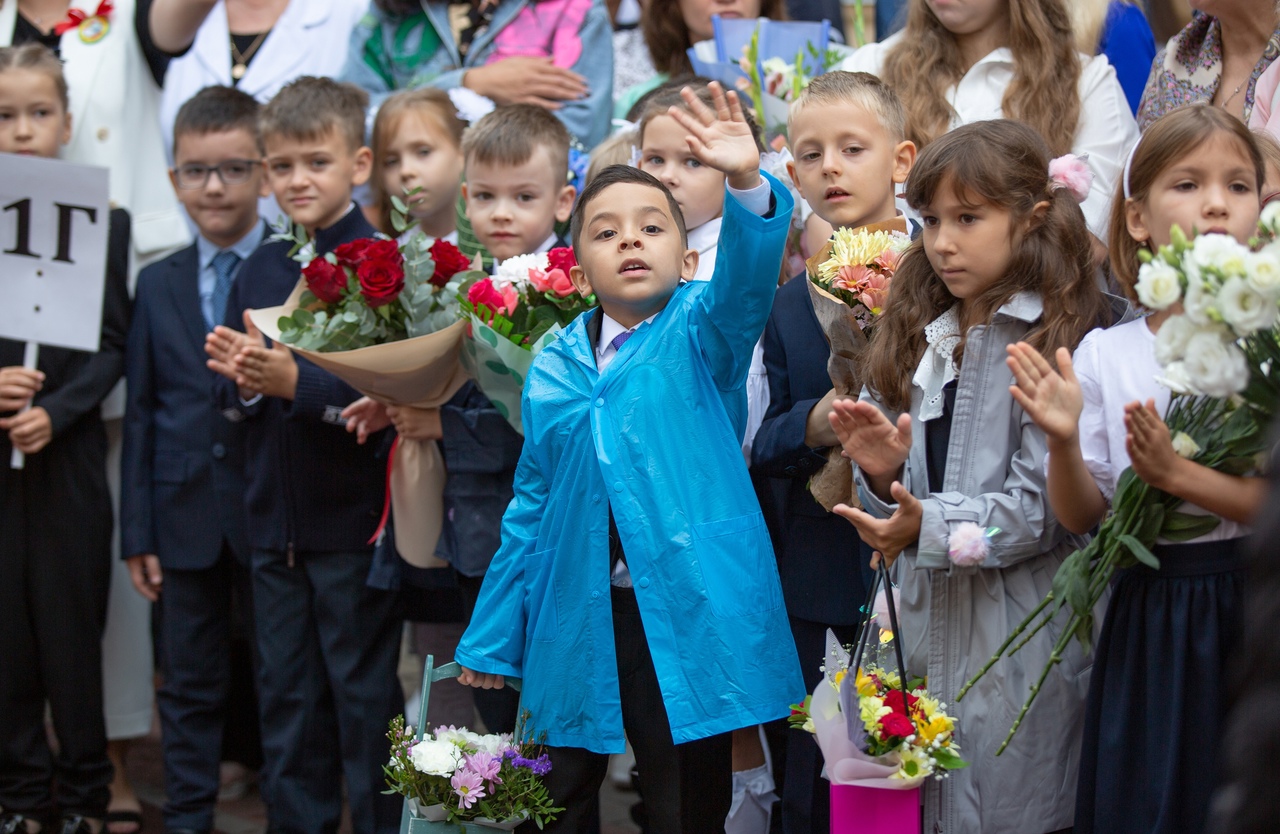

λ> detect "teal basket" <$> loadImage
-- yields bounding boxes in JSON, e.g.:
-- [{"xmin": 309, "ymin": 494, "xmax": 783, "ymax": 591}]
[{"xmin": 399, "ymin": 657, "xmax": 524, "ymax": 834}]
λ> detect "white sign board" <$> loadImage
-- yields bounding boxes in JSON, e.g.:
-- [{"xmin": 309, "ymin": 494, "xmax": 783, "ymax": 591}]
[{"xmin": 0, "ymin": 154, "xmax": 110, "ymax": 352}]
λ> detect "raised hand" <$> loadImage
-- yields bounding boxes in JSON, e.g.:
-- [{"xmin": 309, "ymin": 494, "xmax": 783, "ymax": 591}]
[
  {"xmin": 833, "ymin": 481, "xmax": 923, "ymax": 569},
  {"xmin": 828, "ymin": 398, "xmax": 912, "ymax": 479},
  {"xmin": 665, "ymin": 81, "xmax": 762, "ymax": 191},
  {"xmin": 1125, "ymin": 398, "xmax": 1179, "ymax": 492},
  {"xmin": 1006, "ymin": 343, "xmax": 1082, "ymax": 444}
]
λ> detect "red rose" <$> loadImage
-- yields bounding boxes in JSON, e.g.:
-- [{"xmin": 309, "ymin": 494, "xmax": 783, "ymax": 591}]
[
  {"xmin": 364, "ymin": 238, "xmax": 403, "ymax": 266},
  {"xmin": 429, "ymin": 239, "xmax": 472, "ymax": 286},
  {"xmin": 357, "ymin": 257, "xmax": 405, "ymax": 308},
  {"xmin": 878, "ymin": 713, "xmax": 915, "ymax": 739},
  {"xmin": 468, "ymin": 278, "xmax": 506, "ymax": 313},
  {"xmin": 883, "ymin": 689, "xmax": 918, "ymax": 715},
  {"xmin": 547, "ymin": 246, "xmax": 577, "ymax": 275},
  {"xmin": 302, "ymin": 257, "xmax": 347, "ymax": 304},
  {"xmin": 332, "ymin": 238, "xmax": 375, "ymax": 269}
]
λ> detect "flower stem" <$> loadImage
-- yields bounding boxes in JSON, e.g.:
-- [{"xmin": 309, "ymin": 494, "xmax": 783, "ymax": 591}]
[
  {"xmin": 995, "ymin": 625, "xmax": 1074, "ymax": 755},
  {"xmin": 956, "ymin": 592, "xmax": 1054, "ymax": 701}
]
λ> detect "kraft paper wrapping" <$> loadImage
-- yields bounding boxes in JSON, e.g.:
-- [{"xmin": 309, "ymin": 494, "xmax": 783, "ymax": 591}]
[
  {"xmin": 803, "ymin": 217, "xmax": 909, "ymax": 512},
  {"xmin": 248, "ymin": 279, "xmax": 470, "ymax": 569}
]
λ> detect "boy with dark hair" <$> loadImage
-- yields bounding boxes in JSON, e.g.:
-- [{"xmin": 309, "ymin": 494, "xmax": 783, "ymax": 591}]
[
  {"xmin": 204, "ymin": 76, "xmax": 402, "ymax": 834},
  {"xmin": 751, "ymin": 69, "xmax": 916, "ymax": 834},
  {"xmin": 460, "ymin": 103, "xmax": 576, "ymax": 263},
  {"xmin": 455, "ymin": 84, "xmax": 803, "ymax": 832},
  {"xmin": 121, "ymin": 84, "xmax": 267, "ymax": 834}
]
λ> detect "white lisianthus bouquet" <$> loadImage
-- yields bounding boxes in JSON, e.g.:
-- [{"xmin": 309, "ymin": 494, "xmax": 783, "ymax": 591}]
[{"xmin": 962, "ymin": 216, "xmax": 1280, "ymax": 752}]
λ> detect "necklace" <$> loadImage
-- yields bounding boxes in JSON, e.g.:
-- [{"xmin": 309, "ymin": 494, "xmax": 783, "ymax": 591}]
[
  {"xmin": 1220, "ymin": 79, "xmax": 1245, "ymax": 111},
  {"xmin": 229, "ymin": 30, "xmax": 268, "ymax": 80}
]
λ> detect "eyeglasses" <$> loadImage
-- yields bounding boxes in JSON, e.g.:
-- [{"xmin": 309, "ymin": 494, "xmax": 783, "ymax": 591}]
[{"xmin": 172, "ymin": 159, "xmax": 263, "ymax": 189}]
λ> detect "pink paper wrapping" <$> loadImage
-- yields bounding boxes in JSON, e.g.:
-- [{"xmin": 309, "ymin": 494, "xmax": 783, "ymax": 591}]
[
  {"xmin": 809, "ymin": 670, "xmax": 911, "ymax": 787},
  {"xmin": 830, "ymin": 784, "xmax": 920, "ymax": 834}
]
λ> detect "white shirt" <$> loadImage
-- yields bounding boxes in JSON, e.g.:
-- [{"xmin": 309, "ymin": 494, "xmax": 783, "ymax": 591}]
[
  {"xmin": 688, "ymin": 216, "xmax": 722, "ymax": 284},
  {"xmin": 838, "ymin": 35, "xmax": 1139, "ymax": 240},
  {"xmin": 1067, "ymin": 318, "xmax": 1249, "ymax": 543}
]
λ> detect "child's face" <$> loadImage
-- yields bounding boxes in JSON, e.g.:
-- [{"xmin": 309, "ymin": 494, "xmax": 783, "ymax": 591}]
[
  {"xmin": 919, "ymin": 176, "xmax": 1019, "ymax": 305},
  {"xmin": 640, "ymin": 114, "xmax": 725, "ymax": 231},
  {"xmin": 925, "ymin": 0, "xmax": 1007, "ymax": 37},
  {"xmin": 677, "ymin": 0, "xmax": 761, "ymax": 43},
  {"xmin": 463, "ymin": 145, "xmax": 575, "ymax": 262},
  {"xmin": 570, "ymin": 181, "xmax": 697, "ymax": 328},
  {"xmin": 380, "ymin": 111, "xmax": 464, "ymax": 224},
  {"xmin": 264, "ymin": 127, "xmax": 371, "ymax": 234},
  {"xmin": 787, "ymin": 101, "xmax": 914, "ymax": 231},
  {"xmin": 1127, "ymin": 133, "xmax": 1261, "ymax": 249},
  {"xmin": 0, "ymin": 68, "xmax": 70, "ymax": 158},
  {"xmin": 171, "ymin": 128, "xmax": 268, "ymax": 248}
]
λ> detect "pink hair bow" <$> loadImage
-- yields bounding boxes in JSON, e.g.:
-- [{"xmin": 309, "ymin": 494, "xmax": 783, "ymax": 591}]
[{"xmin": 1048, "ymin": 153, "xmax": 1093, "ymax": 203}]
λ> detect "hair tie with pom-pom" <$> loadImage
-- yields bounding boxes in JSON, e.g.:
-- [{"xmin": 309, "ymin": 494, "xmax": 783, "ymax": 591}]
[
  {"xmin": 1048, "ymin": 153, "xmax": 1093, "ymax": 204},
  {"xmin": 948, "ymin": 522, "xmax": 999, "ymax": 567}
]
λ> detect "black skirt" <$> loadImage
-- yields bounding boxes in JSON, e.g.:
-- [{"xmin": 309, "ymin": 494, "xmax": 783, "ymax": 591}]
[{"xmin": 1075, "ymin": 538, "xmax": 1246, "ymax": 834}]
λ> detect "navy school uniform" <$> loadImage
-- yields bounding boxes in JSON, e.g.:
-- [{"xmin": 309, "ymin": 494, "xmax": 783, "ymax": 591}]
[
  {"xmin": 751, "ymin": 272, "xmax": 874, "ymax": 834},
  {"xmin": 120, "ymin": 224, "xmax": 264, "ymax": 833},
  {"xmin": 0, "ymin": 209, "xmax": 131, "ymax": 821},
  {"xmin": 212, "ymin": 204, "xmax": 402, "ymax": 834}
]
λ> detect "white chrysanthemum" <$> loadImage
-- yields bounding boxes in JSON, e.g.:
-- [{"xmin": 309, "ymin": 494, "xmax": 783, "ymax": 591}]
[
  {"xmin": 1182, "ymin": 332, "xmax": 1250, "ymax": 398},
  {"xmin": 1246, "ymin": 250, "xmax": 1280, "ymax": 299},
  {"xmin": 493, "ymin": 253, "xmax": 549, "ymax": 289},
  {"xmin": 1134, "ymin": 260, "xmax": 1183, "ymax": 310},
  {"xmin": 1153, "ymin": 315, "xmax": 1200, "ymax": 365},
  {"xmin": 1191, "ymin": 233, "xmax": 1250, "ymax": 279},
  {"xmin": 1182, "ymin": 277, "xmax": 1216, "ymax": 325},
  {"xmin": 1171, "ymin": 431, "xmax": 1202, "ymax": 459},
  {"xmin": 410, "ymin": 739, "xmax": 462, "ymax": 776},
  {"xmin": 474, "ymin": 733, "xmax": 513, "ymax": 756},
  {"xmin": 1218, "ymin": 276, "xmax": 1278, "ymax": 336}
]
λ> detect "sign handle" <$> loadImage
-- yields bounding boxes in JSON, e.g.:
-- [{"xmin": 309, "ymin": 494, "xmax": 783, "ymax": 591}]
[{"xmin": 9, "ymin": 341, "xmax": 39, "ymax": 470}]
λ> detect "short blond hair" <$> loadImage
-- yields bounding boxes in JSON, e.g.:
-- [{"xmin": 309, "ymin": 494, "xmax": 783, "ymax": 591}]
[
  {"xmin": 461, "ymin": 104, "xmax": 570, "ymax": 185},
  {"xmin": 261, "ymin": 76, "xmax": 368, "ymax": 151},
  {"xmin": 787, "ymin": 70, "xmax": 906, "ymax": 143}
]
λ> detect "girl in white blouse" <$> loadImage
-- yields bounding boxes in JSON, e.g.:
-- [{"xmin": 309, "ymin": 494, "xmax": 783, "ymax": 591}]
[{"xmin": 837, "ymin": 0, "xmax": 1138, "ymax": 243}]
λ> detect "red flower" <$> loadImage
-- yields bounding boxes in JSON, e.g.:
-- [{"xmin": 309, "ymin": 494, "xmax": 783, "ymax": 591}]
[
  {"xmin": 468, "ymin": 278, "xmax": 506, "ymax": 314},
  {"xmin": 547, "ymin": 246, "xmax": 577, "ymax": 275},
  {"xmin": 302, "ymin": 257, "xmax": 347, "ymax": 304},
  {"xmin": 332, "ymin": 238, "xmax": 375, "ymax": 269},
  {"xmin": 883, "ymin": 689, "xmax": 918, "ymax": 715},
  {"xmin": 429, "ymin": 239, "xmax": 472, "ymax": 286},
  {"xmin": 878, "ymin": 713, "xmax": 915, "ymax": 739},
  {"xmin": 357, "ymin": 257, "xmax": 405, "ymax": 308}
]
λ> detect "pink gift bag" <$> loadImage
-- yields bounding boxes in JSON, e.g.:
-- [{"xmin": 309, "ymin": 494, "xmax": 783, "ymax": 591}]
[{"xmin": 830, "ymin": 784, "xmax": 921, "ymax": 834}]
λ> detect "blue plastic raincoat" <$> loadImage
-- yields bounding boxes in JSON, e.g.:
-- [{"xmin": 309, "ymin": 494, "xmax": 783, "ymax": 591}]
[{"xmin": 455, "ymin": 175, "xmax": 804, "ymax": 752}]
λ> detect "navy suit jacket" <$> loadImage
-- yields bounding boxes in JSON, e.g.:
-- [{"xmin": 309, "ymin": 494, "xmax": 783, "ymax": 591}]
[
  {"xmin": 751, "ymin": 274, "xmax": 871, "ymax": 625},
  {"xmin": 121, "ymin": 239, "xmax": 250, "ymax": 570}
]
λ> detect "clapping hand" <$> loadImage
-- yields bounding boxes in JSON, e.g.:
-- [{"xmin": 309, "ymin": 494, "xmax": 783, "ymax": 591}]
[
  {"xmin": 827, "ymin": 398, "xmax": 912, "ymax": 479},
  {"xmin": 230, "ymin": 310, "xmax": 298, "ymax": 401},
  {"xmin": 833, "ymin": 481, "xmax": 923, "ymax": 570},
  {"xmin": 1125, "ymin": 399, "xmax": 1179, "ymax": 491},
  {"xmin": 1007, "ymin": 343, "xmax": 1082, "ymax": 444},
  {"xmin": 665, "ymin": 81, "xmax": 762, "ymax": 192}
]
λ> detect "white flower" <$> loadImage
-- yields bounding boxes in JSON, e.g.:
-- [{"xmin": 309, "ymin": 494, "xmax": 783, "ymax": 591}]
[
  {"xmin": 1246, "ymin": 250, "xmax": 1280, "ymax": 299},
  {"xmin": 1261, "ymin": 199, "xmax": 1280, "ymax": 234},
  {"xmin": 1155, "ymin": 361, "xmax": 1197, "ymax": 395},
  {"xmin": 493, "ymin": 252, "xmax": 549, "ymax": 290},
  {"xmin": 1190, "ymin": 233, "xmax": 1249, "ymax": 279},
  {"xmin": 1134, "ymin": 260, "xmax": 1183, "ymax": 310},
  {"xmin": 410, "ymin": 738, "xmax": 462, "ymax": 776},
  {"xmin": 447, "ymin": 87, "xmax": 496, "ymax": 123},
  {"xmin": 1152, "ymin": 315, "xmax": 1197, "ymax": 365},
  {"xmin": 1171, "ymin": 431, "xmax": 1202, "ymax": 459},
  {"xmin": 1217, "ymin": 276, "xmax": 1278, "ymax": 336},
  {"xmin": 1182, "ymin": 277, "xmax": 1216, "ymax": 325},
  {"xmin": 1182, "ymin": 332, "xmax": 1250, "ymax": 398}
]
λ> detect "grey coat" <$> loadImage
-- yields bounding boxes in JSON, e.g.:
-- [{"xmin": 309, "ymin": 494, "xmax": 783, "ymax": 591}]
[{"xmin": 855, "ymin": 292, "xmax": 1099, "ymax": 834}]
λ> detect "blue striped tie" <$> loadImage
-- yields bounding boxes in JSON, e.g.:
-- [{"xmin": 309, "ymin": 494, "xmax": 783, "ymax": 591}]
[{"xmin": 210, "ymin": 250, "xmax": 241, "ymax": 330}]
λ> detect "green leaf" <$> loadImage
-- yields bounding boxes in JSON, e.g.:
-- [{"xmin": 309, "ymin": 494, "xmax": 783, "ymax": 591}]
[
  {"xmin": 1160, "ymin": 511, "xmax": 1221, "ymax": 542},
  {"xmin": 293, "ymin": 308, "xmax": 315, "ymax": 326},
  {"xmin": 931, "ymin": 748, "xmax": 968, "ymax": 770},
  {"xmin": 1118, "ymin": 533, "xmax": 1160, "ymax": 569},
  {"xmin": 1136, "ymin": 504, "xmax": 1164, "ymax": 544}
]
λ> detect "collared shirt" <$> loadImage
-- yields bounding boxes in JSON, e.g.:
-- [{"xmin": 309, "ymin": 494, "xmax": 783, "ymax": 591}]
[
  {"xmin": 688, "ymin": 216, "xmax": 722, "ymax": 284},
  {"xmin": 197, "ymin": 222, "xmax": 267, "ymax": 330}
]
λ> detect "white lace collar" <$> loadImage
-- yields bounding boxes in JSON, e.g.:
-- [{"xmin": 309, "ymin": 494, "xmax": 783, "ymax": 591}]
[{"xmin": 913, "ymin": 306, "xmax": 962, "ymax": 422}]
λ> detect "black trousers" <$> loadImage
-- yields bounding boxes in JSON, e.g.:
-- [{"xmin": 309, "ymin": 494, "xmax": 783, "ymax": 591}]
[
  {"xmin": 251, "ymin": 548, "xmax": 403, "ymax": 834},
  {"xmin": 782, "ymin": 617, "xmax": 859, "ymax": 834},
  {"xmin": 0, "ymin": 425, "xmax": 113, "ymax": 818},
  {"xmin": 155, "ymin": 546, "xmax": 258, "ymax": 832},
  {"xmin": 527, "ymin": 587, "xmax": 733, "ymax": 834}
]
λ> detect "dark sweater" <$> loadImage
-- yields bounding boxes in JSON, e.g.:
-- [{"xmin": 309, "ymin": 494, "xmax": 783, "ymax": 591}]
[{"xmin": 213, "ymin": 206, "xmax": 391, "ymax": 553}]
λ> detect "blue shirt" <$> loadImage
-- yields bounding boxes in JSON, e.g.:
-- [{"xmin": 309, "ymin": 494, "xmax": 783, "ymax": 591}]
[{"xmin": 196, "ymin": 223, "xmax": 267, "ymax": 330}]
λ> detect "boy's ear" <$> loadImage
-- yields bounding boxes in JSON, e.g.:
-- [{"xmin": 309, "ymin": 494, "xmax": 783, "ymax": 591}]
[
  {"xmin": 350, "ymin": 145, "xmax": 373, "ymax": 188},
  {"xmin": 786, "ymin": 159, "xmax": 800, "ymax": 191},
  {"xmin": 168, "ymin": 167, "xmax": 180, "ymax": 197},
  {"xmin": 680, "ymin": 246, "xmax": 699, "ymax": 282},
  {"xmin": 258, "ymin": 169, "xmax": 272, "ymax": 199},
  {"xmin": 61, "ymin": 112, "xmax": 72, "ymax": 147},
  {"xmin": 556, "ymin": 184, "xmax": 576, "ymax": 224},
  {"xmin": 461, "ymin": 182, "xmax": 472, "ymax": 220},
  {"xmin": 1124, "ymin": 198, "xmax": 1149, "ymax": 245},
  {"xmin": 892, "ymin": 140, "xmax": 917, "ymax": 184},
  {"xmin": 569, "ymin": 264, "xmax": 592, "ymax": 297}
]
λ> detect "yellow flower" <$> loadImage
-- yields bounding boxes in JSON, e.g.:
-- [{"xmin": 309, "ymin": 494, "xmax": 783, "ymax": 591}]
[
  {"xmin": 855, "ymin": 668, "xmax": 878, "ymax": 698},
  {"xmin": 817, "ymin": 228, "xmax": 905, "ymax": 282},
  {"xmin": 915, "ymin": 714, "xmax": 954, "ymax": 745},
  {"xmin": 892, "ymin": 746, "xmax": 933, "ymax": 781}
]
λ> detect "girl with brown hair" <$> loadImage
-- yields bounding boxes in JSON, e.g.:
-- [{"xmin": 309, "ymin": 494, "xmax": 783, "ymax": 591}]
[{"xmin": 828, "ymin": 119, "xmax": 1107, "ymax": 834}]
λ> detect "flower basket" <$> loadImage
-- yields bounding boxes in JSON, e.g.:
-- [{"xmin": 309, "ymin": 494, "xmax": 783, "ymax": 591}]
[{"xmin": 830, "ymin": 784, "xmax": 920, "ymax": 834}]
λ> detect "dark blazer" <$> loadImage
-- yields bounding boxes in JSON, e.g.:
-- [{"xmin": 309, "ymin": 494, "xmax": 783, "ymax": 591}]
[
  {"xmin": 751, "ymin": 274, "xmax": 871, "ymax": 626},
  {"xmin": 121, "ymin": 238, "xmax": 251, "ymax": 570},
  {"xmin": 212, "ymin": 207, "xmax": 391, "ymax": 553}
]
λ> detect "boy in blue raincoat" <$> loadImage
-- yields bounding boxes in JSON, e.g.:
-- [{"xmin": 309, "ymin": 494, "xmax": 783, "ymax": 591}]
[{"xmin": 456, "ymin": 83, "xmax": 803, "ymax": 831}]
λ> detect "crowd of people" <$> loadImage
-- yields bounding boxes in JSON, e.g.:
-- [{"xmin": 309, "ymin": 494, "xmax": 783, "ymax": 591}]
[{"xmin": 2, "ymin": 1, "xmax": 1280, "ymax": 834}]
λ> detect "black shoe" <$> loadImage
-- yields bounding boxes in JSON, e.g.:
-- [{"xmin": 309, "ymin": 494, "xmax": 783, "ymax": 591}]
[
  {"xmin": 163, "ymin": 829, "xmax": 206, "ymax": 834},
  {"xmin": 56, "ymin": 815, "xmax": 94, "ymax": 834},
  {"xmin": 0, "ymin": 814, "xmax": 43, "ymax": 834}
]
